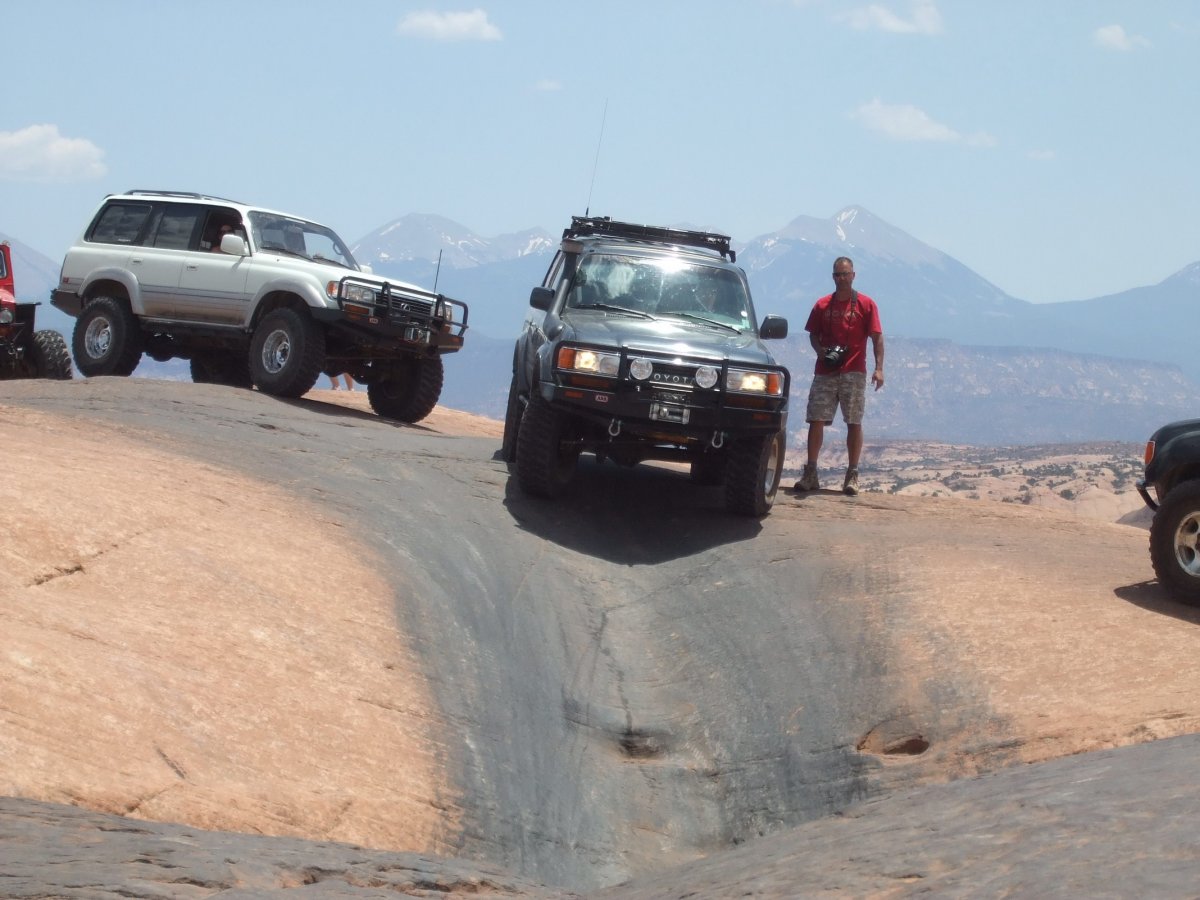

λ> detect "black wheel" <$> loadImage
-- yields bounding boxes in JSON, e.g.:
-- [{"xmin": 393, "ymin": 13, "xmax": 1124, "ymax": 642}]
[
  {"xmin": 191, "ymin": 351, "xmax": 253, "ymax": 388},
  {"xmin": 1150, "ymin": 480, "xmax": 1200, "ymax": 605},
  {"xmin": 249, "ymin": 308, "xmax": 325, "ymax": 398},
  {"xmin": 724, "ymin": 431, "xmax": 785, "ymax": 517},
  {"xmin": 72, "ymin": 296, "xmax": 143, "ymax": 377},
  {"xmin": 691, "ymin": 451, "xmax": 727, "ymax": 486},
  {"xmin": 515, "ymin": 395, "xmax": 578, "ymax": 498},
  {"xmin": 29, "ymin": 330, "xmax": 73, "ymax": 379},
  {"xmin": 367, "ymin": 356, "xmax": 444, "ymax": 423},
  {"xmin": 500, "ymin": 374, "xmax": 523, "ymax": 465}
]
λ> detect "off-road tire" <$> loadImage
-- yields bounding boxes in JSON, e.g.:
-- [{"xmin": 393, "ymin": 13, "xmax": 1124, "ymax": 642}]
[
  {"xmin": 367, "ymin": 356, "xmax": 444, "ymax": 423},
  {"xmin": 1150, "ymin": 479, "xmax": 1200, "ymax": 606},
  {"xmin": 72, "ymin": 296, "xmax": 143, "ymax": 377},
  {"xmin": 691, "ymin": 451, "xmax": 727, "ymax": 486},
  {"xmin": 191, "ymin": 352, "xmax": 253, "ymax": 388},
  {"xmin": 249, "ymin": 308, "xmax": 325, "ymax": 398},
  {"xmin": 516, "ymin": 395, "xmax": 578, "ymax": 498},
  {"xmin": 30, "ymin": 330, "xmax": 73, "ymax": 379},
  {"xmin": 724, "ymin": 431, "xmax": 785, "ymax": 517},
  {"xmin": 500, "ymin": 374, "xmax": 523, "ymax": 465}
]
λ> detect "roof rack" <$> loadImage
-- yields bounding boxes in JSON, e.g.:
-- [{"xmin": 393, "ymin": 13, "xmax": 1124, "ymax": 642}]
[
  {"xmin": 124, "ymin": 189, "xmax": 245, "ymax": 205},
  {"xmin": 564, "ymin": 215, "xmax": 735, "ymax": 262}
]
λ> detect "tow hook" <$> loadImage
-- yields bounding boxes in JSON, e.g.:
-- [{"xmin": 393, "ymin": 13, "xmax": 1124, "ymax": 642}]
[
  {"xmin": 609, "ymin": 419, "xmax": 622, "ymax": 438},
  {"xmin": 710, "ymin": 431, "xmax": 725, "ymax": 449}
]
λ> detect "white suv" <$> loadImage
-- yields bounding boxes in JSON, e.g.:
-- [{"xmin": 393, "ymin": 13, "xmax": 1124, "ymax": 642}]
[{"xmin": 52, "ymin": 190, "xmax": 468, "ymax": 422}]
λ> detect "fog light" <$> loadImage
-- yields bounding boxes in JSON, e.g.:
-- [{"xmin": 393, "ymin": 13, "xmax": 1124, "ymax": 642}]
[
  {"xmin": 695, "ymin": 365, "xmax": 719, "ymax": 389},
  {"xmin": 630, "ymin": 358, "xmax": 653, "ymax": 381}
]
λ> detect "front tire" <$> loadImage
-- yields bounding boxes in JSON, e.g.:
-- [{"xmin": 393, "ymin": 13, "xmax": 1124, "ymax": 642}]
[
  {"xmin": 30, "ymin": 330, "xmax": 73, "ymax": 379},
  {"xmin": 500, "ymin": 374, "xmax": 523, "ymax": 465},
  {"xmin": 249, "ymin": 308, "xmax": 325, "ymax": 398},
  {"xmin": 1150, "ymin": 479, "xmax": 1200, "ymax": 605},
  {"xmin": 724, "ymin": 431, "xmax": 785, "ymax": 517},
  {"xmin": 366, "ymin": 356, "xmax": 444, "ymax": 423},
  {"xmin": 515, "ymin": 395, "xmax": 578, "ymax": 498},
  {"xmin": 72, "ymin": 296, "xmax": 143, "ymax": 377}
]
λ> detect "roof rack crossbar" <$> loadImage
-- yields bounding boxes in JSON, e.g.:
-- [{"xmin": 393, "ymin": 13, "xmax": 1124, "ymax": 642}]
[
  {"xmin": 564, "ymin": 215, "xmax": 735, "ymax": 261},
  {"xmin": 124, "ymin": 189, "xmax": 246, "ymax": 205}
]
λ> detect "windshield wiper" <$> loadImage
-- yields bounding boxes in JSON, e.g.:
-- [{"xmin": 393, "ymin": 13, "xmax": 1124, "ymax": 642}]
[
  {"xmin": 575, "ymin": 302, "xmax": 655, "ymax": 320},
  {"xmin": 667, "ymin": 312, "xmax": 742, "ymax": 333}
]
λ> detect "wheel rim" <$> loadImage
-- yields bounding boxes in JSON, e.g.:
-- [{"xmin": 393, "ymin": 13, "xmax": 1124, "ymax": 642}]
[
  {"xmin": 84, "ymin": 317, "xmax": 113, "ymax": 360},
  {"xmin": 1173, "ymin": 512, "xmax": 1200, "ymax": 576},
  {"xmin": 260, "ymin": 328, "xmax": 291, "ymax": 374}
]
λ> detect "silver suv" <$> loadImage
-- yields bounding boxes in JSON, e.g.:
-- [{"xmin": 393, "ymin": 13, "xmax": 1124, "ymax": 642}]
[{"xmin": 52, "ymin": 190, "xmax": 468, "ymax": 422}]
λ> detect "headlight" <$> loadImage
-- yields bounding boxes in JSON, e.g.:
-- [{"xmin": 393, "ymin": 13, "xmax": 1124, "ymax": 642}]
[
  {"xmin": 329, "ymin": 281, "xmax": 376, "ymax": 303},
  {"xmin": 0, "ymin": 307, "xmax": 13, "ymax": 325},
  {"xmin": 557, "ymin": 346, "xmax": 620, "ymax": 377},
  {"xmin": 726, "ymin": 367, "xmax": 784, "ymax": 396}
]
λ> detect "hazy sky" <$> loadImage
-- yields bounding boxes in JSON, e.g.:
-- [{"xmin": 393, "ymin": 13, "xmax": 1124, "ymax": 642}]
[{"xmin": 3, "ymin": 1, "xmax": 1196, "ymax": 303}]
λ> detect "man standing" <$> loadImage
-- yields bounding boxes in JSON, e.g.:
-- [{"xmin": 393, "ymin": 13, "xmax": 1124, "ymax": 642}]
[{"xmin": 793, "ymin": 256, "xmax": 884, "ymax": 496}]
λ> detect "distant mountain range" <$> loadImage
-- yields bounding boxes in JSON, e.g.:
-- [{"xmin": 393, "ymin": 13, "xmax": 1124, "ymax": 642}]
[{"xmin": 4, "ymin": 207, "xmax": 1197, "ymax": 445}]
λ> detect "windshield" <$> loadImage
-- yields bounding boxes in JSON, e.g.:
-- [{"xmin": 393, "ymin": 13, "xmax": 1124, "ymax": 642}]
[
  {"xmin": 247, "ymin": 211, "xmax": 359, "ymax": 269},
  {"xmin": 566, "ymin": 253, "xmax": 751, "ymax": 329}
]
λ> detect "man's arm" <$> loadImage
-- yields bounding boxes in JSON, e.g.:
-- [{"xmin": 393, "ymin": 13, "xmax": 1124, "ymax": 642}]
[
  {"xmin": 809, "ymin": 331, "xmax": 822, "ymax": 354},
  {"xmin": 870, "ymin": 331, "xmax": 885, "ymax": 390}
]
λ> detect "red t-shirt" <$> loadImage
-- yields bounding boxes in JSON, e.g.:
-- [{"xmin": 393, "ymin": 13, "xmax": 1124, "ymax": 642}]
[{"xmin": 805, "ymin": 290, "xmax": 882, "ymax": 375}]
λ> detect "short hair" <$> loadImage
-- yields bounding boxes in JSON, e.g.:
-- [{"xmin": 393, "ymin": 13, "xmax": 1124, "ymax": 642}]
[{"xmin": 833, "ymin": 256, "xmax": 854, "ymax": 270}]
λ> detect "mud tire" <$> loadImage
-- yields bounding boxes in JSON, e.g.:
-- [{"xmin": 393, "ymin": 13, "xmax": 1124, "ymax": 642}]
[
  {"xmin": 30, "ymin": 330, "xmax": 73, "ymax": 379},
  {"xmin": 515, "ymin": 395, "xmax": 578, "ymax": 498},
  {"xmin": 249, "ymin": 308, "xmax": 325, "ymax": 398},
  {"xmin": 724, "ymin": 431, "xmax": 785, "ymax": 517},
  {"xmin": 500, "ymin": 374, "xmax": 523, "ymax": 466},
  {"xmin": 72, "ymin": 296, "xmax": 143, "ymax": 377},
  {"xmin": 1150, "ymin": 479, "xmax": 1200, "ymax": 606},
  {"xmin": 367, "ymin": 356, "xmax": 444, "ymax": 423}
]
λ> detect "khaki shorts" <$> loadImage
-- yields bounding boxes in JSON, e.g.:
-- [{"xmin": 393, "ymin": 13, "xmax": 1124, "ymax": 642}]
[{"xmin": 806, "ymin": 372, "xmax": 867, "ymax": 425}]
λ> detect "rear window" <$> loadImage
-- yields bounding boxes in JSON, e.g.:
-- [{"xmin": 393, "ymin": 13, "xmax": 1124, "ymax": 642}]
[
  {"xmin": 150, "ymin": 206, "xmax": 202, "ymax": 250},
  {"xmin": 88, "ymin": 202, "xmax": 153, "ymax": 245}
]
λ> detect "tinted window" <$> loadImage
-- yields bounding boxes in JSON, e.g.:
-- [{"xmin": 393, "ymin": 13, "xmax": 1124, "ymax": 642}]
[
  {"xmin": 151, "ymin": 206, "xmax": 202, "ymax": 250},
  {"xmin": 88, "ymin": 202, "xmax": 153, "ymax": 245}
]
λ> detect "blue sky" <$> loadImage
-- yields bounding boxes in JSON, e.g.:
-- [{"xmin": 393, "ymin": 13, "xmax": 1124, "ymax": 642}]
[{"xmin": 2, "ymin": 0, "xmax": 1196, "ymax": 303}]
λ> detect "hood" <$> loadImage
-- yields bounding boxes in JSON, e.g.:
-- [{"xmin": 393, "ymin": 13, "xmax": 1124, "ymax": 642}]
[{"xmin": 561, "ymin": 310, "xmax": 780, "ymax": 367}]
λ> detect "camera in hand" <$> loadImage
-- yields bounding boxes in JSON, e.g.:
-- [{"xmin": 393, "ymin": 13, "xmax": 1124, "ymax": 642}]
[{"xmin": 822, "ymin": 345, "xmax": 848, "ymax": 369}]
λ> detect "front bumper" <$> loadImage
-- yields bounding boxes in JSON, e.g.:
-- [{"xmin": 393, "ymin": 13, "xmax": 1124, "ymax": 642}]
[
  {"xmin": 540, "ymin": 379, "xmax": 788, "ymax": 442},
  {"xmin": 1137, "ymin": 479, "xmax": 1158, "ymax": 511},
  {"xmin": 314, "ymin": 288, "xmax": 468, "ymax": 355}
]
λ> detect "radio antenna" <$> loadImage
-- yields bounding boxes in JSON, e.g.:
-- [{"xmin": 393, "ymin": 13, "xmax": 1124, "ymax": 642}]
[
  {"xmin": 585, "ymin": 99, "xmax": 608, "ymax": 217},
  {"xmin": 432, "ymin": 248, "xmax": 443, "ymax": 291}
]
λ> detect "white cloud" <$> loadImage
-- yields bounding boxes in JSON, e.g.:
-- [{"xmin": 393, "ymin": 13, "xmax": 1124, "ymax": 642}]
[
  {"xmin": 396, "ymin": 9, "xmax": 502, "ymax": 42},
  {"xmin": 1093, "ymin": 24, "xmax": 1150, "ymax": 51},
  {"xmin": 852, "ymin": 99, "xmax": 994, "ymax": 146},
  {"xmin": 533, "ymin": 79, "xmax": 563, "ymax": 92},
  {"xmin": 843, "ymin": 0, "xmax": 943, "ymax": 35},
  {"xmin": 0, "ymin": 124, "xmax": 106, "ymax": 182}
]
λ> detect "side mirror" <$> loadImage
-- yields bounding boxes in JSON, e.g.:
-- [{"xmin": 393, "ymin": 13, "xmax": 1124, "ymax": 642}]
[
  {"xmin": 530, "ymin": 286, "xmax": 555, "ymax": 310},
  {"xmin": 219, "ymin": 234, "xmax": 249, "ymax": 257},
  {"xmin": 759, "ymin": 315, "xmax": 788, "ymax": 340}
]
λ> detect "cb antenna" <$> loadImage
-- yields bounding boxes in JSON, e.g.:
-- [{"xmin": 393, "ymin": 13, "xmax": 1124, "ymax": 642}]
[
  {"xmin": 585, "ymin": 99, "xmax": 608, "ymax": 217},
  {"xmin": 432, "ymin": 248, "xmax": 443, "ymax": 291}
]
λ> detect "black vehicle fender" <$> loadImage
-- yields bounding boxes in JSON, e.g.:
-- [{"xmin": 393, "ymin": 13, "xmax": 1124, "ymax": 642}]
[{"xmin": 1147, "ymin": 431, "xmax": 1200, "ymax": 496}]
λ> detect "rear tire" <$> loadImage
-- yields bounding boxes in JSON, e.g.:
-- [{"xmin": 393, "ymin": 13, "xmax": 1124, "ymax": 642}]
[
  {"xmin": 516, "ymin": 395, "xmax": 578, "ymax": 498},
  {"xmin": 30, "ymin": 330, "xmax": 73, "ymax": 379},
  {"xmin": 724, "ymin": 431, "xmax": 785, "ymax": 517},
  {"xmin": 367, "ymin": 356, "xmax": 444, "ymax": 423},
  {"xmin": 249, "ymin": 308, "xmax": 325, "ymax": 398},
  {"xmin": 1150, "ymin": 479, "xmax": 1200, "ymax": 606},
  {"xmin": 72, "ymin": 296, "xmax": 143, "ymax": 377}
]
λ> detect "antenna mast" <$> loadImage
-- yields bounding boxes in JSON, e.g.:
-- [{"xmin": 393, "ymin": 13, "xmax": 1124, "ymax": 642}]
[{"xmin": 585, "ymin": 99, "xmax": 608, "ymax": 217}]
